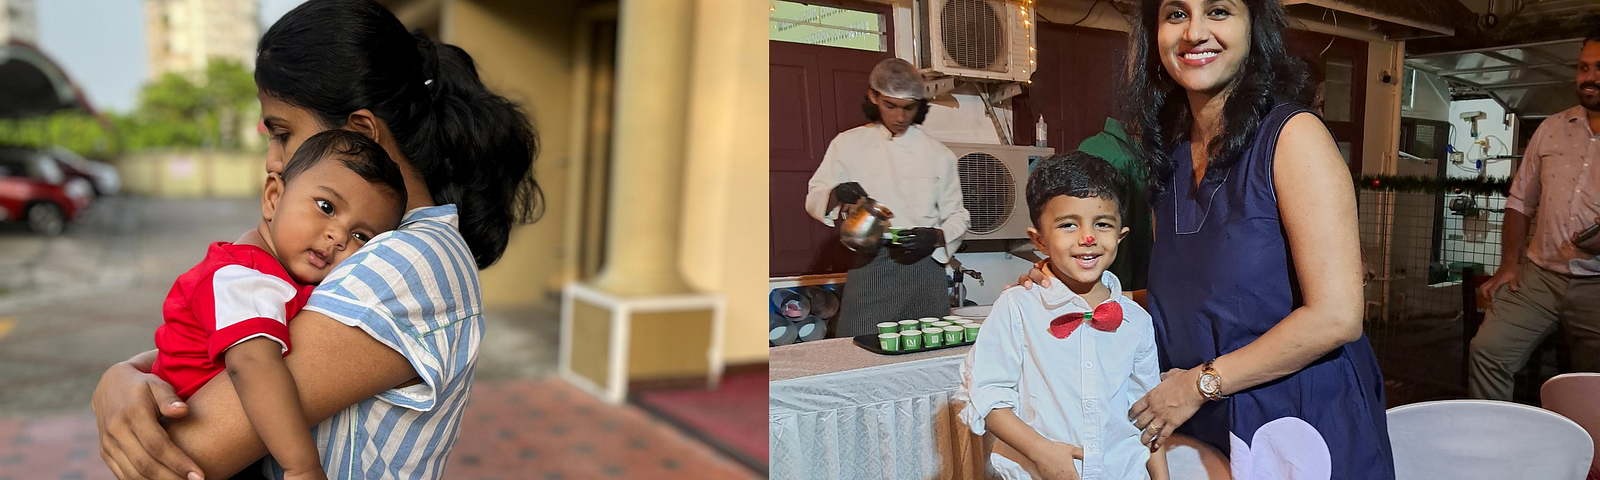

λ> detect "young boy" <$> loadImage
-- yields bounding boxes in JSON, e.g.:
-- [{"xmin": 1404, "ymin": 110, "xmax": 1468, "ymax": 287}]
[
  {"xmin": 958, "ymin": 152, "xmax": 1167, "ymax": 480},
  {"xmin": 150, "ymin": 130, "xmax": 408, "ymax": 480}
]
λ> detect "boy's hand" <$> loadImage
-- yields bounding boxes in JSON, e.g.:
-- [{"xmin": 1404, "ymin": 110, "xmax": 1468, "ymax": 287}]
[{"xmin": 1032, "ymin": 441, "xmax": 1084, "ymax": 480}]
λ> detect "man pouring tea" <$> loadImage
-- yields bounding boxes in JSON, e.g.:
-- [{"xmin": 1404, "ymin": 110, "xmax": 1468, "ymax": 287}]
[{"xmin": 806, "ymin": 58, "xmax": 970, "ymax": 337}]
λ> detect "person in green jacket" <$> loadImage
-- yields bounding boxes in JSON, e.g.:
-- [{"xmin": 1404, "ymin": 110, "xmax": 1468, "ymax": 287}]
[{"xmin": 1075, "ymin": 118, "xmax": 1152, "ymax": 290}]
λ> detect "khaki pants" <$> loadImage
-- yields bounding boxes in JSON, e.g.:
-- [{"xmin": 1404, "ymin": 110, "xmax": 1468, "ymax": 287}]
[{"xmin": 1467, "ymin": 262, "xmax": 1600, "ymax": 400}]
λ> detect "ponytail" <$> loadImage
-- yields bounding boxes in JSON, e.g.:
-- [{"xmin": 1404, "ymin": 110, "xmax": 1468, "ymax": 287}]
[{"xmin": 256, "ymin": 0, "xmax": 542, "ymax": 269}]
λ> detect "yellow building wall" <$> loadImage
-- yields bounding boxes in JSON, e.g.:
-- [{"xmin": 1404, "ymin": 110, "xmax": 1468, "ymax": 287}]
[
  {"xmin": 441, "ymin": 0, "xmax": 577, "ymax": 307},
  {"xmin": 440, "ymin": 0, "xmax": 766, "ymax": 366},
  {"xmin": 118, "ymin": 151, "xmax": 266, "ymax": 198},
  {"xmin": 678, "ymin": 0, "xmax": 768, "ymax": 365}
]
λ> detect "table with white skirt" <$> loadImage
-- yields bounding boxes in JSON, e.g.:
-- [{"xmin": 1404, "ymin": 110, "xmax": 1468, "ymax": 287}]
[
  {"xmin": 768, "ymin": 336, "xmax": 987, "ymax": 480},
  {"xmin": 769, "ymin": 336, "xmax": 1231, "ymax": 480}
]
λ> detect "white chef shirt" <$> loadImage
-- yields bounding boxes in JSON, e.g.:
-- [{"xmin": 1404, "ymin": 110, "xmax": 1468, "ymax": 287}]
[
  {"xmin": 957, "ymin": 271, "xmax": 1159, "ymax": 480},
  {"xmin": 805, "ymin": 123, "xmax": 970, "ymax": 263}
]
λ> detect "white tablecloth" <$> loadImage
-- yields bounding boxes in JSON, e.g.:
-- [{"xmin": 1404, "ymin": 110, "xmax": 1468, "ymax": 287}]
[{"xmin": 769, "ymin": 338, "xmax": 988, "ymax": 480}]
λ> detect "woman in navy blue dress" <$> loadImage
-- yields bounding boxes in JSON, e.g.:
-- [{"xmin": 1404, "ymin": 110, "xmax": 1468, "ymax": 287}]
[{"xmin": 1023, "ymin": 0, "xmax": 1392, "ymax": 478}]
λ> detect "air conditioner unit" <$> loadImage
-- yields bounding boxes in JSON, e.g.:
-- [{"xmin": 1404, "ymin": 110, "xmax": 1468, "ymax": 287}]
[
  {"xmin": 947, "ymin": 143, "xmax": 1053, "ymax": 241},
  {"xmin": 915, "ymin": 0, "xmax": 1036, "ymax": 83}
]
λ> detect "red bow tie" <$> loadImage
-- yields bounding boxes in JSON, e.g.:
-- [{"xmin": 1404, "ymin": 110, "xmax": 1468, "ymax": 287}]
[{"xmin": 1049, "ymin": 302, "xmax": 1124, "ymax": 339}]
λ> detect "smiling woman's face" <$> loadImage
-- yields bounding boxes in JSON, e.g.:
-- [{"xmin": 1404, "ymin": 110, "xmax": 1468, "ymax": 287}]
[
  {"xmin": 1157, "ymin": 0, "xmax": 1251, "ymax": 96},
  {"xmin": 258, "ymin": 90, "xmax": 332, "ymax": 175}
]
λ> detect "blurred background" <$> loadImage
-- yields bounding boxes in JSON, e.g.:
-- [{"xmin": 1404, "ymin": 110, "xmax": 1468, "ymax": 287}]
[{"xmin": 0, "ymin": 0, "xmax": 767, "ymax": 478}]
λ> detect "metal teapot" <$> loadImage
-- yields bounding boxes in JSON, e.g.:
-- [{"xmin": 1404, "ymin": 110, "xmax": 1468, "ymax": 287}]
[{"xmin": 839, "ymin": 197, "xmax": 895, "ymax": 252}]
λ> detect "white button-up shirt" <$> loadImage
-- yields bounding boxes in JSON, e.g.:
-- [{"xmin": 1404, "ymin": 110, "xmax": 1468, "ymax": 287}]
[
  {"xmin": 805, "ymin": 123, "xmax": 970, "ymax": 263},
  {"xmin": 1505, "ymin": 105, "xmax": 1600, "ymax": 275},
  {"xmin": 958, "ymin": 272, "xmax": 1159, "ymax": 480}
]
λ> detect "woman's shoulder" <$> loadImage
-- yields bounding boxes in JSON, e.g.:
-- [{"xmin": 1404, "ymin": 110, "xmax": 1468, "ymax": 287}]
[
  {"xmin": 342, "ymin": 207, "xmax": 475, "ymax": 276},
  {"xmin": 313, "ymin": 206, "xmax": 479, "ymax": 315}
]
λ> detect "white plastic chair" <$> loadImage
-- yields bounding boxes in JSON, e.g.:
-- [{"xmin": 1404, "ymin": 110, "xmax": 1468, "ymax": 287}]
[
  {"xmin": 1387, "ymin": 399, "xmax": 1594, "ymax": 480},
  {"xmin": 1543, "ymin": 373, "xmax": 1600, "ymax": 479}
]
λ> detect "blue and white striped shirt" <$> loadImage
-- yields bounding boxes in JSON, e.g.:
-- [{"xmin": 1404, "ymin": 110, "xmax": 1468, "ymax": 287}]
[{"xmin": 265, "ymin": 205, "xmax": 482, "ymax": 480}]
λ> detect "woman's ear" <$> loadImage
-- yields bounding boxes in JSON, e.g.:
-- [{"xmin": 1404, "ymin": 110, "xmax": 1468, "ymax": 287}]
[
  {"xmin": 262, "ymin": 173, "xmax": 284, "ymax": 223},
  {"xmin": 344, "ymin": 109, "xmax": 386, "ymax": 145}
]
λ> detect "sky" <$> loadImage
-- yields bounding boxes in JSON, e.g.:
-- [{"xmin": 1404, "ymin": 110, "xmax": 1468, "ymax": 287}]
[{"xmin": 34, "ymin": 0, "xmax": 308, "ymax": 114}]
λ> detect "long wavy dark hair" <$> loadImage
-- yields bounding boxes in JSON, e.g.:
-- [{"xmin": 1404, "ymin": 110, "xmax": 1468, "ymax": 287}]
[
  {"xmin": 1123, "ymin": 0, "xmax": 1311, "ymax": 193},
  {"xmin": 256, "ymin": 0, "xmax": 543, "ymax": 269}
]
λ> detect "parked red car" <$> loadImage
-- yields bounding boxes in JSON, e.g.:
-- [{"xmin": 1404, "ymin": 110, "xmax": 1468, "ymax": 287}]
[{"xmin": 0, "ymin": 146, "xmax": 94, "ymax": 235}]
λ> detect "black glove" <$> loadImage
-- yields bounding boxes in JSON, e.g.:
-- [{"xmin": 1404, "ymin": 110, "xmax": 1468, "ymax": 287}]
[
  {"xmin": 888, "ymin": 227, "xmax": 940, "ymax": 264},
  {"xmin": 832, "ymin": 182, "xmax": 868, "ymax": 206}
]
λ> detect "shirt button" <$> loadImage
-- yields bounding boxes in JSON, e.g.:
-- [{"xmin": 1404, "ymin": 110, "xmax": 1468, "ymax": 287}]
[{"xmin": 1085, "ymin": 362, "xmax": 1093, "ymax": 368}]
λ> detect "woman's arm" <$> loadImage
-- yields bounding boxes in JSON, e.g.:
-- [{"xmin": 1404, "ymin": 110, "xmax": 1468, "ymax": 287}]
[
  {"xmin": 166, "ymin": 311, "xmax": 416, "ymax": 478},
  {"xmin": 1208, "ymin": 113, "xmax": 1365, "ymax": 390},
  {"xmin": 1130, "ymin": 113, "xmax": 1365, "ymax": 446}
]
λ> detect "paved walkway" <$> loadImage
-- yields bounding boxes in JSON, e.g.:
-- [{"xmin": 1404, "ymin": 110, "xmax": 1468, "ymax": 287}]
[
  {"xmin": 0, "ymin": 377, "xmax": 756, "ymax": 480},
  {"xmin": 0, "ymin": 198, "xmax": 757, "ymax": 479}
]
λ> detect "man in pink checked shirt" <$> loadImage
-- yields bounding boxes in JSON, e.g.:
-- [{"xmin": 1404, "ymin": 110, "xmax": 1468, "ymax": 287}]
[{"xmin": 1468, "ymin": 24, "xmax": 1600, "ymax": 401}]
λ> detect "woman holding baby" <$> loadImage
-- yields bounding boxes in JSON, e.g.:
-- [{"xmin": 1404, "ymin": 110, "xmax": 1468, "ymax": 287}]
[
  {"xmin": 89, "ymin": 1, "xmax": 541, "ymax": 479},
  {"xmin": 1019, "ymin": 0, "xmax": 1393, "ymax": 477}
]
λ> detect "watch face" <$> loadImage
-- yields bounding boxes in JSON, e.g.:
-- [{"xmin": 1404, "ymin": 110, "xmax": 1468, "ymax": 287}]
[{"xmin": 1200, "ymin": 374, "xmax": 1220, "ymax": 394}]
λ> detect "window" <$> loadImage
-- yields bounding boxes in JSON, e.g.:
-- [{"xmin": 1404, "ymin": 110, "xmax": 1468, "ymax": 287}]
[
  {"xmin": 1401, "ymin": 67, "xmax": 1416, "ymax": 110},
  {"xmin": 770, "ymin": 1, "xmax": 886, "ymax": 52},
  {"xmin": 1323, "ymin": 58, "xmax": 1354, "ymax": 123}
]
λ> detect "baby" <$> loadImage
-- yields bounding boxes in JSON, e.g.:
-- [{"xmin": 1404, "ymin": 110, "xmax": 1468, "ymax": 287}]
[
  {"xmin": 150, "ymin": 130, "xmax": 407, "ymax": 480},
  {"xmin": 958, "ymin": 151, "xmax": 1167, "ymax": 479}
]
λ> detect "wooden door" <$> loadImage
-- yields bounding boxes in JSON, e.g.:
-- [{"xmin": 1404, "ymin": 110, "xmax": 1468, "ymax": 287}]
[
  {"xmin": 769, "ymin": 10, "xmax": 893, "ymax": 277},
  {"xmin": 1288, "ymin": 30, "xmax": 1368, "ymax": 176},
  {"xmin": 1012, "ymin": 23, "xmax": 1129, "ymax": 150}
]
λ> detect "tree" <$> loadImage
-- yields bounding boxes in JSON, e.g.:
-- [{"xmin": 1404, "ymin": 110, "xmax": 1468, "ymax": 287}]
[{"xmin": 0, "ymin": 58, "xmax": 261, "ymax": 157}]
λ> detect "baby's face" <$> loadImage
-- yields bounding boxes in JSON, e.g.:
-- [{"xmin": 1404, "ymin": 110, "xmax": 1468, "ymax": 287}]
[
  {"xmin": 265, "ymin": 159, "xmax": 402, "ymax": 284},
  {"xmin": 1028, "ymin": 195, "xmax": 1129, "ymax": 288}
]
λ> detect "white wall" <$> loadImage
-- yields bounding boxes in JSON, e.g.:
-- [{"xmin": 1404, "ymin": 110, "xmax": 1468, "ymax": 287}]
[
  {"xmin": 951, "ymin": 251, "xmax": 1035, "ymax": 306},
  {"xmin": 1437, "ymin": 97, "xmax": 1516, "ymax": 273}
]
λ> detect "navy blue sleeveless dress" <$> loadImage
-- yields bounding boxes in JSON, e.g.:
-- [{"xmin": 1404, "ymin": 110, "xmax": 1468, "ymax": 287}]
[{"xmin": 1147, "ymin": 104, "xmax": 1394, "ymax": 479}]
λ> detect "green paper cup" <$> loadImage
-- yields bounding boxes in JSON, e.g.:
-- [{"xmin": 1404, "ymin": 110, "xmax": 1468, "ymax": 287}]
[
  {"xmin": 919, "ymin": 317, "xmax": 939, "ymax": 329},
  {"xmin": 898, "ymin": 319, "xmax": 920, "ymax": 332},
  {"xmin": 943, "ymin": 325, "xmax": 965, "ymax": 344},
  {"xmin": 950, "ymin": 318, "xmax": 973, "ymax": 326},
  {"xmin": 922, "ymin": 328, "xmax": 942, "ymax": 347},
  {"xmin": 964, "ymin": 323, "xmax": 980, "ymax": 342},
  {"xmin": 877, "ymin": 322, "xmax": 899, "ymax": 335},
  {"xmin": 879, "ymin": 332, "xmax": 901, "ymax": 352},
  {"xmin": 901, "ymin": 330, "xmax": 923, "ymax": 350},
  {"xmin": 942, "ymin": 315, "xmax": 964, "ymax": 323},
  {"xmin": 931, "ymin": 321, "xmax": 953, "ymax": 329}
]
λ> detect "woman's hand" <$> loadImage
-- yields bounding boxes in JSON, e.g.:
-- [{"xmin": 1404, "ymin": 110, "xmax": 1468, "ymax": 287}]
[
  {"xmin": 92, "ymin": 361, "xmax": 204, "ymax": 480},
  {"xmin": 1013, "ymin": 260, "xmax": 1055, "ymax": 289},
  {"xmin": 1129, "ymin": 367, "xmax": 1208, "ymax": 449},
  {"xmin": 1031, "ymin": 441, "xmax": 1084, "ymax": 480}
]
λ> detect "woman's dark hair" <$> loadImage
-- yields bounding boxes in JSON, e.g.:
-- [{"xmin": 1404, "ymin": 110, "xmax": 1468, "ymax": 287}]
[
  {"xmin": 1123, "ymin": 0, "xmax": 1310, "ymax": 193},
  {"xmin": 1026, "ymin": 151, "xmax": 1127, "ymax": 228},
  {"xmin": 281, "ymin": 130, "xmax": 408, "ymax": 217},
  {"xmin": 860, "ymin": 97, "xmax": 931, "ymax": 125},
  {"xmin": 256, "ymin": 0, "xmax": 542, "ymax": 269}
]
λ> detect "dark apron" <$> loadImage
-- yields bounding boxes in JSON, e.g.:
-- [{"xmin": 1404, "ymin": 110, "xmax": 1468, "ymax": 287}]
[{"xmin": 833, "ymin": 246, "xmax": 949, "ymax": 337}]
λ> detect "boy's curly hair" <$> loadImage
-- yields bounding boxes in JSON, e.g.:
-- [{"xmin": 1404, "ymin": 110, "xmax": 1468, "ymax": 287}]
[{"xmin": 1026, "ymin": 151, "xmax": 1127, "ymax": 228}]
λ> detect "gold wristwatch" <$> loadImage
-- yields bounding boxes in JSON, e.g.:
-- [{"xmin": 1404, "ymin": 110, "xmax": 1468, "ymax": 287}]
[{"xmin": 1198, "ymin": 360, "xmax": 1226, "ymax": 401}]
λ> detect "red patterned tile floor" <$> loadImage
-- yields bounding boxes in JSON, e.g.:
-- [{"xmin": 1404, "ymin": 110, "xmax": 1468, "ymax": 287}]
[{"xmin": 0, "ymin": 376, "xmax": 758, "ymax": 480}]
